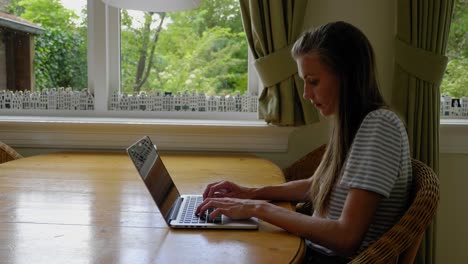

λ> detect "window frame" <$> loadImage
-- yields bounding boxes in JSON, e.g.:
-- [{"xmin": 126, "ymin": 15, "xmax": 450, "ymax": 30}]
[
  {"xmin": 88, "ymin": 0, "xmax": 260, "ymax": 120},
  {"xmin": 0, "ymin": 0, "xmax": 295, "ymax": 153}
]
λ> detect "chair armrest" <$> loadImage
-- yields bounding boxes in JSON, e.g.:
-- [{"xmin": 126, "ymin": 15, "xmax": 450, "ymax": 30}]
[{"xmin": 0, "ymin": 141, "xmax": 23, "ymax": 164}]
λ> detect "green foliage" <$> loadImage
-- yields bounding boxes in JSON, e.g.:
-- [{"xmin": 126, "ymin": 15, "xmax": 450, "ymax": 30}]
[
  {"xmin": 168, "ymin": 0, "xmax": 243, "ymax": 36},
  {"xmin": 151, "ymin": 26, "xmax": 247, "ymax": 95},
  {"xmin": 441, "ymin": 58, "xmax": 468, "ymax": 98},
  {"xmin": 9, "ymin": 0, "xmax": 78, "ymax": 30},
  {"xmin": 4, "ymin": 0, "xmax": 24, "ymax": 15},
  {"xmin": 120, "ymin": 0, "xmax": 248, "ymax": 95},
  {"xmin": 34, "ymin": 28, "xmax": 87, "ymax": 90},
  {"xmin": 446, "ymin": 0, "xmax": 468, "ymax": 58},
  {"xmin": 441, "ymin": 0, "xmax": 468, "ymax": 98}
]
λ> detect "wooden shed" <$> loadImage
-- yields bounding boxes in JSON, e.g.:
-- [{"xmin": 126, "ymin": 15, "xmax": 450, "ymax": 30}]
[{"xmin": 0, "ymin": 12, "xmax": 44, "ymax": 91}]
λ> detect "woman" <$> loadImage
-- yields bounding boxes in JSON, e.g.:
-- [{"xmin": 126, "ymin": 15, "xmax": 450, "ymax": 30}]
[{"xmin": 196, "ymin": 21, "xmax": 412, "ymax": 263}]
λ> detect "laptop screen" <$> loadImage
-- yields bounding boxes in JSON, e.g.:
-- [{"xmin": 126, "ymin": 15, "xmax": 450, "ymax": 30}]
[{"xmin": 127, "ymin": 136, "xmax": 181, "ymax": 222}]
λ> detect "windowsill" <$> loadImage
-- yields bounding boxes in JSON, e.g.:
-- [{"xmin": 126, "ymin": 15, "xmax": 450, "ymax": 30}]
[
  {"xmin": 2, "ymin": 115, "xmax": 463, "ymax": 154},
  {"xmin": 440, "ymin": 118, "xmax": 468, "ymax": 125},
  {"xmin": 440, "ymin": 118, "xmax": 468, "ymax": 154},
  {"xmin": 0, "ymin": 115, "xmax": 295, "ymax": 153}
]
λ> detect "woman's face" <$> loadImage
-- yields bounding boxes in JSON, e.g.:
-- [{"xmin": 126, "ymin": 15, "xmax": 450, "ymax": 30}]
[{"xmin": 296, "ymin": 53, "xmax": 340, "ymax": 117}]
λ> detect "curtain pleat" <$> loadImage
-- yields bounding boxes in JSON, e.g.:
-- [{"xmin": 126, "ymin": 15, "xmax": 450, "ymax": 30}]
[
  {"xmin": 239, "ymin": 0, "xmax": 319, "ymax": 126},
  {"xmin": 392, "ymin": 0, "xmax": 454, "ymax": 263}
]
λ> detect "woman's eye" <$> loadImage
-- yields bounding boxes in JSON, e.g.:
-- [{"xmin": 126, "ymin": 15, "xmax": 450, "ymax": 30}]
[{"xmin": 308, "ymin": 80, "xmax": 318, "ymax": 86}]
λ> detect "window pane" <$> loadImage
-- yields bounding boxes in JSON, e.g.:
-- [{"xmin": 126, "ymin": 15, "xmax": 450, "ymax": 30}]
[
  {"xmin": 440, "ymin": 0, "xmax": 467, "ymax": 118},
  {"xmin": 2, "ymin": 0, "xmax": 87, "ymax": 92},
  {"xmin": 120, "ymin": 0, "xmax": 248, "ymax": 97}
]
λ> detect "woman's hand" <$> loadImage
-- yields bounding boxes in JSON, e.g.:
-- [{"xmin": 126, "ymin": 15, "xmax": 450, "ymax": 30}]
[
  {"xmin": 195, "ymin": 197, "xmax": 265, "ymax": 220},
  {"xmin": 202, "ymin": 180, "xmax": 255, "ymax": 199}
]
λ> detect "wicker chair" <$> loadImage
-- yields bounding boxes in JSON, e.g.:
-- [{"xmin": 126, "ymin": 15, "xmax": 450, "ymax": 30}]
[
  {"xmin": 283, "ymin": 144, "xmax": 326, "ymax": 215},
  {"xmin": 0, "ymin": 141, "xmax": 23, "ymax": 164},
  {"xmin": 283, "ymin": 146, "xmax": 440, "ymax": 264}
]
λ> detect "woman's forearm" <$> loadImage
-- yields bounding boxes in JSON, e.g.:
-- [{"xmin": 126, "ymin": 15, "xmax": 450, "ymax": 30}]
[
  {"xmin": 249, "ymin": 178, "xmax": 312, "ymax": 202},
  {"xmin": 251, "ymin": 202, "xmax": 356, "ymax": 256}
]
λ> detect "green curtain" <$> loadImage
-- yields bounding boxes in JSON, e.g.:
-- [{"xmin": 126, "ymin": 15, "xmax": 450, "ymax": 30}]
[
  {"xmin": 239, "ymin": 0, "xmax": 319, "ymax": 126},
  {"xmin": 392, "ymin": 0, "xmax": 455, "ymax": 263}
]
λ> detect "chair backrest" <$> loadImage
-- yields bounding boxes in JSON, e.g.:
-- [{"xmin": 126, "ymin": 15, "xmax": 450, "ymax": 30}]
[
  {"xmin": 349, "ymin": 159, "xmax": 440, "ymax": 264},
  {"xmin": 283, "ymin": 144, "xmax": 326, "ymax": 215},
  {"xmin": 283, "ymin": 144, "xmax": 326, "ymax": 182},
  {"xmin": 0, "ymin": 141, "xmax": 23, "ymax": 164}
]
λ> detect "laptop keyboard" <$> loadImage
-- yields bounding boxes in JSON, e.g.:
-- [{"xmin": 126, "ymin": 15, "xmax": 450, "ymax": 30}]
[{"xmin": 180, "ymin": 196, "xmax": 222, "ymax": 224}]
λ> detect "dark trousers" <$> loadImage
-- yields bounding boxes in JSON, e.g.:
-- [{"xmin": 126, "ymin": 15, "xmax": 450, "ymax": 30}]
[{"xmin": 303, "ymin": 245, "xmax": 350, "ymax": 264}]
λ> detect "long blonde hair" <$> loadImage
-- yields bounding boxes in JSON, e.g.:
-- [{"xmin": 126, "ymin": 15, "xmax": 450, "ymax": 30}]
[{"xmin": 292, "ymin": 21, "xmax": 387, "ymax": 215}]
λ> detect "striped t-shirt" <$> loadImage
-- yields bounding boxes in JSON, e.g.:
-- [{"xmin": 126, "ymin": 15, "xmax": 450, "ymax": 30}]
[{"xmin": 307, "ymin": 109, "xmax": 412, "ymax": 256}]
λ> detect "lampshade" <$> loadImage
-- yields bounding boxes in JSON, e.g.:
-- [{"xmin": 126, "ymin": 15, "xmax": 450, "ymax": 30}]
[{"xmin": 101, "ymin": 0, "xmax": 201, "ymax": 12}]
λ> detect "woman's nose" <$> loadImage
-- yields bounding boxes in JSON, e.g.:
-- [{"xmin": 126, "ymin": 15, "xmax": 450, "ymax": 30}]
[{"xmin": 303, "ymin": 85, "xmax": 314, "ymax": 101}]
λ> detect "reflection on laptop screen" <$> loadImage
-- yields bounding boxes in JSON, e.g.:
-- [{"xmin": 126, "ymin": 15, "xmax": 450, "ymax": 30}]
[{"xmin": 127, "ymin": 138, "xmax": 181, "ymax": 221}]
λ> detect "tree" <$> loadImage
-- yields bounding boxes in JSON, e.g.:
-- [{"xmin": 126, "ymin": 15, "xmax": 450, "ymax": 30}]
[
  {"xmin": 34, "ymin": 27, "xmax": 87, "ymax": 90},
  {"xmin": 120, "ymin": 0, "xmax": 248, "ymax": 95},
  {"xmin": 441, "ymin": 0, "xmax": 468, "ymax": 98},
  {"xmin": 127, "ymin": 12, "xmax": 167, "ymax": 93},
  {"xmin": 8, "ymin": 0, "xmax": 78, "ymax": 30}
]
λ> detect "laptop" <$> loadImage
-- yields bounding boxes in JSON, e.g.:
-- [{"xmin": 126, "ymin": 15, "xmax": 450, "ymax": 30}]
[{"xmin": 126, "ymin": 136, "xmax": 259, "ymax": 229}]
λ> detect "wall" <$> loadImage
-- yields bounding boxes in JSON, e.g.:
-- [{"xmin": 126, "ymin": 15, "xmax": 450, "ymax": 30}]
[{"xmin": 437, "ymin": 153, "xmax": 468, "ymax": 263}]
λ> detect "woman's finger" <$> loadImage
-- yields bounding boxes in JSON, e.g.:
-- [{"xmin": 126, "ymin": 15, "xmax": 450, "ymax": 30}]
[
  {"xmin": 195, "ymin": 198, "xmax": 212, "ymax": 215},
  {"xmin": 202, "ymin": 181, "xmax": 222, "ymax": 199},
  {"xmin": 206, "ymin": 181, "xmax": 233, "ymax": 198}
]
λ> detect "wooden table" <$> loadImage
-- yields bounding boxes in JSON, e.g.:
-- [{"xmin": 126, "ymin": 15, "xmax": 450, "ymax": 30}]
[{"xmin": 0, "ymin": 152, "xmax": 304, "ymax": 263}]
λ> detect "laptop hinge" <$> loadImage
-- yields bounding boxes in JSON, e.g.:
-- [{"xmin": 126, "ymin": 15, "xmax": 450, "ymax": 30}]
[{"xmin": 167, "ymin": 197, "xmax": 184, "ymax": 222}]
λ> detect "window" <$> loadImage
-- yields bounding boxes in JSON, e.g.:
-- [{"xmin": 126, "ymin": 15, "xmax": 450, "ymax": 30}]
[
  {"xmin": 1, "ymin": 0, "xmax": 88, "ymax": 110},
  {"xmin": 0, "ymin": 0, "xmax": 284, "ymax": 153},
  {"xmin": 120, "ymin": 3, "xmax": 248, "ymax": 94},
  {"xmin": 0, "ymin": 0, "xmax": 259, "ymax": 120},
  {"xmin": 439, "ymin": 0, "xmax": 468, "ymax": 154},
  {"xmin": 440, "ymin": 0, "xmax": 467, "ymax": 119},
  {"xmin": 114, "ymin": 0, "xmax": 258, "ymax": 116}
]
